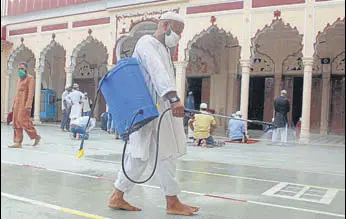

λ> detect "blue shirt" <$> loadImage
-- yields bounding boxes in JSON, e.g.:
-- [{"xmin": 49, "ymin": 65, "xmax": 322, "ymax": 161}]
[
  {"xmin": 228, "ymin": 119, "xmax": 246, "ymax": 140},
  {"xmin": 186, "ymin": 94, "xmax": 195, "ymax": 110}
]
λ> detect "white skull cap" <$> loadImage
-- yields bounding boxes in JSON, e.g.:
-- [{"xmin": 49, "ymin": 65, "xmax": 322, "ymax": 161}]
[
  {"xmin": 200, "ymin": 103, "xmax": 208, "ymax": 109},
  {"xmin": 160, "ymin": 11, "xmax": 184, "ymax": 23},
  {"xmin": 235, "ymin": 111, "xmax": 242, "ymax": 117}
]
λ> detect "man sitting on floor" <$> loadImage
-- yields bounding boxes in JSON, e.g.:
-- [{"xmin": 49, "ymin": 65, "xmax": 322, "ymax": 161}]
[
  {"xmin": 228, "ymin": 111, "xmax": 248, "ymax": 143},
  {"xmin": 189, "ymin": 103, "xmax": 216, "ymax": 147}
]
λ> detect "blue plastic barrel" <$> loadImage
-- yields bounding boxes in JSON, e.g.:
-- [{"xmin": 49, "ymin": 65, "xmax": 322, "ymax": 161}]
[{"xmin": 100, "ymin": 58, "xmax": 159, "ymax": 140}]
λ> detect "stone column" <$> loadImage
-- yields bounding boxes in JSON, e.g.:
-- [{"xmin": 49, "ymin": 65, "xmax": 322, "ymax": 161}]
[
  {"xmin": 174, "ymin": 61, "xmax": 188, "ymax": 104},
  {"xmin": 320, "ymin": 73, "xmax": 331, "ymax": 135},
  {"xmin": 94, "ymin": 76, "xmax": 100, "ymax": 119},
  {"xmin": 274, "ymin": 74, "xmax": 282, "ymax": 101},
  {"xmin": 33, "ymin": 68, "xmax": 42, "ymax": 124},
  {"xmin": 65, "ymin": 66, "xmax": 73, "ymax": 87},
  {"xmin": 299, "ymin": 57, "xmax": 314, "ymax": 143},
  {"xmin": 240, "ymin": 60, "xmax": 251, "ymax": 120},
  {"xmin": 4, "ymin": 74, "xmax": 11, "ymax": 120}
]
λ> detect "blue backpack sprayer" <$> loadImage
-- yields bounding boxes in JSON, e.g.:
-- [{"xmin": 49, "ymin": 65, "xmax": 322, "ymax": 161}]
[{"xmin": 77, "ymin": 57, "xmax": 273, "ymax": 184}]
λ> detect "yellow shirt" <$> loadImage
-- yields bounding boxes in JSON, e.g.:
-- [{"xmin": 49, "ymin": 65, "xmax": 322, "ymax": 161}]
[{"xmin": 193, "ymin": 112, "xmax": 216, "ymax": 139}]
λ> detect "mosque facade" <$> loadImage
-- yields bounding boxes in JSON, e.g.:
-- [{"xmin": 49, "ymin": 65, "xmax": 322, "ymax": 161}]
[{"xmin": 1, "ymin": 0, "xmax": 345, "ymax": 141}]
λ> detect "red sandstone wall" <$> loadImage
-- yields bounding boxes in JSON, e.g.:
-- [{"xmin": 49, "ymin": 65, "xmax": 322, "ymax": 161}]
[
  {"xmin": 263, "ymin": 77, "xmax": 274, "ymax": 122},
  {"xmin": 7, "ymin": 0, "xmax": 100, "ymax": 16},
  {"xmin": 310, "ymin": 77, "xmax": 322, "ymax": 133},
  {"xmin": 330, "ymin": 77, "xmax": 345, "ymax": 135},
  {"xmin": 201, "ymin": 77, "xmax": 211, "ymax": 106}
]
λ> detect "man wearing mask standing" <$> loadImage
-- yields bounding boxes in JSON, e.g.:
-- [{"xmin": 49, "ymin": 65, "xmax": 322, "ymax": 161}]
[
  {"xmin": 108, "ymin": 12, "xmax": 199, "ymax": 216},
  {"xmin": 8, "ymin": 62, "xmax": 41, "ymax": 148}
]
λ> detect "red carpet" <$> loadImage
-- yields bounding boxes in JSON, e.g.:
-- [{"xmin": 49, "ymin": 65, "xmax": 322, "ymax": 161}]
[{"xmin": 225, "ymin": 139, "xmax": 260, "ymax": 144}]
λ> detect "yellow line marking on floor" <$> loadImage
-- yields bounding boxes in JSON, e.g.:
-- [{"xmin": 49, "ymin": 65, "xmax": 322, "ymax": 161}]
[
  {"xmin": 1, "ymin": 192, "xmax": 110, "ymax": 219},
  {"xmin": 61, "ymin": 208, "xmax": 106, "ymax": 219}
]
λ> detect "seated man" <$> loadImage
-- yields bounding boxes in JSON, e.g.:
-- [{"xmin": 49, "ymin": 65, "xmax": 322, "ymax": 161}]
[
  {"xmin": 189, "ymin": 103, "xmax": 216, "ymax": 147},
  {"xmin": 228, "ymin": 111, "xmax": 247, "ymax": 143},
  {"xmin": 70, "ymin": 116, "xmax": 96, "ymax": 140}
]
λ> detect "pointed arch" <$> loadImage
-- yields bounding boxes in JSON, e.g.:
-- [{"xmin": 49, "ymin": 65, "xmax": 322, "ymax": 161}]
[
  {"xmin": 314, "ymin": 17, "xmax": 345, "ymax": 75},
  {"xmin": 115, "ymin": 19, "xmax": 158, "ymax": 62},
  {"xmin": 38, "ymin": 39, "xmax": 66, "ymax": 74},
  {"xmin": 70, "ymin": 35, "xmax": 108, "ymax": 74},
  {"xmin": 185, "ymin": 25, "xmax": 239, "ymax": 62},
  {"xmin": 251, "ymin": 18, "xmax": 303, "ymax": 74},
  {"xmin": 7, "ymin": 43, "xmax": 35, "ymax": 75}
]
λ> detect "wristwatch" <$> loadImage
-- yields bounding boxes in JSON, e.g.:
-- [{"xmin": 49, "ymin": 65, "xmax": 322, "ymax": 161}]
[{"xmin": 168, "ymin": 96, "xmax": 180, "ymax": 104}]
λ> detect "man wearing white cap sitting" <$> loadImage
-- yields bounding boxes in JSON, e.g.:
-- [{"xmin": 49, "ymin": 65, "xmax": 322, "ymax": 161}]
[
  {"xmin": 228, "ymin": 111, "xmax": 247, "ymax": 143},
  {"xmin": 108, "ymin": 11, "xmax": 199, "ymax": 216},
  {"xmin": 189, "ymin": 103, "xmax": 216, "ymax": 146},
  {"xmin": 272, "ymin": 89, "xmax": 290, "ymax": 144}
]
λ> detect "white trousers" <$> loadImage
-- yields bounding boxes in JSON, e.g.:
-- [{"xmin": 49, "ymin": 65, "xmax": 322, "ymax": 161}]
[
  {"xmin": 272, "ymin": 125, "xmax": 288, "ymax": 143},
  {"xmin": 114, "ymin": 153, "xmax": 180, "ymax": 196}
]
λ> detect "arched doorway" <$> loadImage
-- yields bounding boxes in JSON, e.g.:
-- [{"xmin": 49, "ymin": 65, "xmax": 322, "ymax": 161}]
[
  {"xmin": 250, "ymin": 15, "xmax": 303, "ymax": 129},
  {"xmin": 115, "ymin": 19, "xmax": 158, "ymax": 61},
  {"xmin": 314, "ymin": 18, "xmax": 345, "ymax": 135},
  {"xmin": 185, "ymin": 24, "xmax": 241, "ymax": 127},
  {"xmin": 71, "ymin": 34, "xmax": 108, "ymax": 120},
  {"xmin": 7, "ymin": 41, "xmax": 36, "ymax": 117},
  {"xmin": 39, "ymin": 37, "xmax": 66, "ymax": 121}
]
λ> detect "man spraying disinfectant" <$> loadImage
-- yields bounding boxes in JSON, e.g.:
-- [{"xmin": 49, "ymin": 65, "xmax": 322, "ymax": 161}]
[{"xmin": 108, "ymin": 11, "xmax": 199, "ymax": 216}]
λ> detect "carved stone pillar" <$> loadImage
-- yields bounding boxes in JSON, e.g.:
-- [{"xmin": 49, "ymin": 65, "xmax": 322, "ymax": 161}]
[
  {"xmin": 320, "ymin": 74, "xmax": 331, "ymax": 135},
  {"xmin": 33, "ymin": 68, "xmax": 42, "ymax": 124},
  {"xmin": 274, "ymin": 74, "xmax": 282, "ymax": 102},
  {"xmin": 240, "ymin": 60, "xmax": 250, "ymax": 120},
  {"xmin": 4, "ymin": 74, "xmax": 11, "ymax": 120},
  {"xmin": 65, "ymin": 66, "xmax": 73, "ymax": 87},
  {"xmin": 263, "ymin": 77, "xmax": 274, "ymax": 122},
  {"xmin": 174, "ymin": 61, "xmax": 188, "ymax": 104},
  {"xmin": 300, "ymin": 57, "xmax": 314, "ymax": 143}
]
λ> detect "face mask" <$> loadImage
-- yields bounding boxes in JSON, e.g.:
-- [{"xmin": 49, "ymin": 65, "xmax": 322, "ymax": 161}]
[
  {"xmin": 18, "ymin": 69, "xmax": 26, "ymax": 78},
  {"xmin": 165, "ymin": 27, "xmax": 180, "ymax": 48}
]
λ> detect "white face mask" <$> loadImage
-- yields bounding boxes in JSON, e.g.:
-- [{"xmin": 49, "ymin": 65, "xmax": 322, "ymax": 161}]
[{"xmin": 165, "ymin": 28, "xmax": 180, "ymax": 48}]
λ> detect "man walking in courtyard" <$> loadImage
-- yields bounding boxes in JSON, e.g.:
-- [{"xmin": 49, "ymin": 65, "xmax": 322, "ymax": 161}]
[
  {"xmin": 272, "ymin": 89, "xmax": 290, "ymax": 145},
  {"xmin": 8, "ymin": 62, "xmax": 41, "ymax": 148},
  {"xmin": 108, "ymin": 11, "xmax": 199, "ymax": 216}
]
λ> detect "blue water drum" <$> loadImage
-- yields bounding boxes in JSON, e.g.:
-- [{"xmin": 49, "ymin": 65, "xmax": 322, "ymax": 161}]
[{"xmin": 100, "ymin": 58, "xmax": 159, "ymax": 140}]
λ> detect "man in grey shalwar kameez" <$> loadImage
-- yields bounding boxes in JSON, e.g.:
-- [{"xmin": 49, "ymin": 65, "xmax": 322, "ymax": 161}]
[
  {"xmin": 272, "ymin": 90, "xmax": 290, "ymax": 144},
  {"xmin": 108, "ymin": 12, "xmax": 199, "ymax": 216}
]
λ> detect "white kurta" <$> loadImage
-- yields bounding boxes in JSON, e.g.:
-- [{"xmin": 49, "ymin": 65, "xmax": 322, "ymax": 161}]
[
  {"xmin": 82, "ymin": 97, "xmax": 91, "ymax": 112},
  {"xmin": 128, "ymin": 35, "xmax": 187, "ymax": 161},
  {"xmin": 67, "ymin": 90, "xmax": 84, "ymax": 119}
]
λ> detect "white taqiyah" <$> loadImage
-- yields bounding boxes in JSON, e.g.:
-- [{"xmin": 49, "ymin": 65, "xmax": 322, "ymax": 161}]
[{"xmin": 160, "ymin": 11, "xmax": 184, "ymax": 23}]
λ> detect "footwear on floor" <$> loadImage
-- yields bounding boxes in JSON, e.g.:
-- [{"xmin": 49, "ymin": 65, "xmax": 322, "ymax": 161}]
[
  {"xmin": 8, "ymin": 142, "xmax": 22, "ymax": 148},
  {"xmin": 32, "ymin": 135, "xmax": 41, "ymax": 146}
]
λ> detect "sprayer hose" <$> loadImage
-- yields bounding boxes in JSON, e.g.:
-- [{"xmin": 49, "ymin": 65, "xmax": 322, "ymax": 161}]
[{"xmin": 121, "ymin": 108, "xmax": 171, "ymax": 184}]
